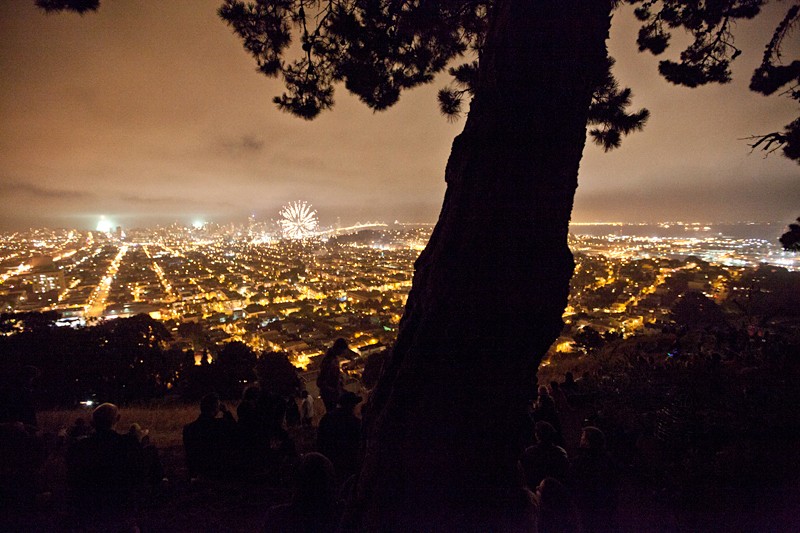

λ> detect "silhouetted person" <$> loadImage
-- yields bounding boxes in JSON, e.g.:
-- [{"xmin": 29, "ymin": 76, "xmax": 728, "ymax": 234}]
[
  {"xmin": 561, "ymin": 372, "xmax": 578, "ymax": 397},
  {"xmin": 238, "ymin": 386, "xmax": 267, "ymax": 459},
  {"xmin": 66, "ymin": 403, "xmax": 149, "ymax": 507},
  {"xmin": 550, "ymin": 381, "xmax": 571, "ymax": 415},
  {"xmin": 0, "ymin": 421, "xmax": 47, "ymax": 506},
  {"xmin": 238, "ymin": 385, "xmax": 263, "ymax": 428},
  {"xmin": 286, "ymin": 392, "xmax": 301, "ymax": 428},
  {"xmin": 66, "ymin": 416, "xmax": 91, "ymax": 443},
  {"xmin": 0, "ymin": 365, "xmax": 40, "ymax": 428},
  {"xmin": 317, "ymin": 338, "xmax": 351, "ymax": 412},
  {"xmin": 183, "ymin": 393, "xmax": 239, "ymax": 480},
  {"xmin": 534, "ymin": 385, "xmax": 563, "ymax": 444},
  {"xmin": 317, "ymin": 391, "xmax": 361, "ymax": 482},
  {"xmin": 571, "ymin": 427, "xmax": 617, "ymax": 533},
  {"xmin": 521, "ymin": 421, "xmax": 570, "ymax": 489},
  {"xmin": 551, "ymin": 380, "xmax": 581, "ymax": 454},
  {"xmin": 0, "ymin": 368, "xmax": 47, "ymax": 506},
  {"xmin": 258, "ymin": 388, "xmax": 289, "ymax": 437},
  {"xmin": 241, "ymin": 383, "xmax": 299, "ymax": 484},
  {"xmin": 263, "ymin": 452, "xmax": 342, "ymax": 533},
  {"xmin": 300, "ymin": 390, "xmax": 315, "ymax": 426},
  {"xmin": 535, "ymin": 477, "xmax": 582, "ymax": 533}
]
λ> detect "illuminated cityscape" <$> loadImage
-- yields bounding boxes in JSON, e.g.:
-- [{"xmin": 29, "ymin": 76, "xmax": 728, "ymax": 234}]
[{"xmin": 1, "ymin": 218, "xmax": 796, "ymax": 369}]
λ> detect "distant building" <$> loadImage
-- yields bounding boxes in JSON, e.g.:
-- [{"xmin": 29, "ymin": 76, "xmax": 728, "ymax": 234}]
[
  {"xmin": 16, "ymin": 257, "xmax": 65, "ymax": 307},
  {"xmin": 59, "ymin": 306, "xmax": 86, "ymax": 318},
  {"xmin": 23, "ymin": 257, "xmax": 65, "ymax": 295},
  {"xmin": 359, "ymin": 342, "xmax": 387, "ymax": 357},
  {"xmin": 103, "ymin": 302, "xmax": 161, "ymax": 320},
  {"xmin": 283, "ymin": 340, "xmax": 310, "ymax": 352}
]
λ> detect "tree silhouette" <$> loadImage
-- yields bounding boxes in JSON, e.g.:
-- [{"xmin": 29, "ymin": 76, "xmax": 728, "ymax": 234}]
[
  {"xmin": 177, "ymin": 321, "xmax": 214, "ymax": 352},
  {"xmin": 90, "ymin": 314, "xmax": 173, "ymax": 401},
  {"xmin": 214, "ymin": 340, "xmax": 258, "ymax": 399},
  {"xmin": 35, "ymin": 0, "xmax": 98, "ymax": 14},
  {"xmin": 0, "ymin": 311, "xmax": 59, "ymax": 334},
  {"xmin": 574, "ymin": 325, "xmax": 606, "ymax": 353},
  {"xmin": 0, "ymin": 314, "xmax": 182, "ymax": 405},
  {"xmin": 780, "ymin": 216, "xmax": 800, "ymax": 251},
  {"xmin": 254, "ymin": 351, "xmax": 301, "ymax": 398},
  {"xmin": 215, "ymin": 0, "xmax": 798, "ymax": 162},
  {"xmin": 218, "ymin": 3, "xmax": 798, "ymax": 526},
  {"xmin": 671, "ymin": 291, "xmax": 728, "ymax": 331},
  {"xmin": 35, "ymin": 0, "xmax": 800, "ymax": 528}
]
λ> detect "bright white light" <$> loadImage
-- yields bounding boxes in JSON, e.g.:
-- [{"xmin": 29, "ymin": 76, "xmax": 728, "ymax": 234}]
[
  {"xmin": 96, "ymin": 216, "xmax": 113, "ymax": 233},
  {"xmin": 279, "ymin": 201, "xmax": 319, "ymax": 239},
  {"xmin": 192, "ymin": 220, "xmax": 205, "ymax": 229}
]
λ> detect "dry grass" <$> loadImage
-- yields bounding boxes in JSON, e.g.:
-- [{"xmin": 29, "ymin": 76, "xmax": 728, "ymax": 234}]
[
  {"xmin": 38, "ymin": 403, "xmax": 199, "ymax": 448},
  {"xmin": 17, "ymin": 393, "xmax": 362, "ymax": 531},
  {"xmin": 13, "ymin": 403, "xmax": 303, "ymax": 532},
  {"xmin": 37, "ymin": 395, "xmax": 337, "ymax": 448}
]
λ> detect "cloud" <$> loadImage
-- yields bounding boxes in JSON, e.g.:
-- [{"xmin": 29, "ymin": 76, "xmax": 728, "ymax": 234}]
[
  {"xmin": 574, "ymin": 174, "xmax": 800, "ymax": 223},
  {"xmin": 117, "ymin": 192, "xmax": 235, "ymax": 209},
  {"xmin": 0, "ymin": 180, "xmax": 94, "ymax": 200},
  {"xmin": 118, "ymin": 193, "xmax": 184, "ymax": 205},
  {"xmin": 218, "ymin": 134, "xmax": 266, "ymax": 155}
]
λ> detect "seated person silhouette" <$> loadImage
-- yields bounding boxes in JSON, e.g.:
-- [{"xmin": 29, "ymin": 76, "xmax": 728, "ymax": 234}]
[
  {"xmin": 521, "ymin": 421, "xmax": 570, "ymax": 489},
  {"xmin": 263, "ymin": 452, "xmax": 342, "ymax": 533},
  {"xmin": 183, "ymin": 393, "xmax": 239, "ymax": 480},
  {"xmin": 66, "ymin": 403, "xmax": 148, "ymax": 507},
  {"xmin": 572, "ymin": 426, "xmax": 618, "ymax": 533},
  {"xmin": 317, "ymin": 391, "xmax": 362, "ymax": 483}
]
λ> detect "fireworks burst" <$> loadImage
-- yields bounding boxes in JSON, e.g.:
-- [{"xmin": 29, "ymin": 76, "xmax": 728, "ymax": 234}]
[{"xmin": 279, "ymin": 201, "xmax": 319, "ymax": 239}]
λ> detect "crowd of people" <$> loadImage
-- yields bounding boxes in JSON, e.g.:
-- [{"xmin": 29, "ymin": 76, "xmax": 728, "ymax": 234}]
[
  {"xmin": 173, "ymin": 347, "xmax": 612, "ymax": 532},
  {"xmin": 518, "ymin": 376, "xmax": 621, "ymax": 533},
  {"xmin": 1, "ymin": 338, "xmax": 632, "ymax": 532}
]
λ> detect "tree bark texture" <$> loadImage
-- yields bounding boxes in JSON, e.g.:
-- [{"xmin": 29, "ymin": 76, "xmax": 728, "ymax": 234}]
[{"xmin": 352, "ymin": 1, "xmax": 613, "ymax": 530}]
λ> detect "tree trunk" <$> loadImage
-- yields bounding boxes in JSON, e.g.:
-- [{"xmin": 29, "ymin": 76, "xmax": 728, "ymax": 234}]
[{"xmin": 352, "ymin": 1, "xmax": 613, "ymax": 530}]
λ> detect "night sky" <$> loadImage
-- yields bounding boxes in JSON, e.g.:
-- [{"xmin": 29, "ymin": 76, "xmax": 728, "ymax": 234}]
[{"xmin": 1, "ymin": 1, "xmax": 798, "ymax": 230}]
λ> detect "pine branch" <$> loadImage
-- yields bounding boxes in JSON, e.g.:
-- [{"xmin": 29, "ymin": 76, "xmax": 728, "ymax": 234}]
[{"xmin": 35, "ymin": 0, "xmax": 99, "ymax": 14}]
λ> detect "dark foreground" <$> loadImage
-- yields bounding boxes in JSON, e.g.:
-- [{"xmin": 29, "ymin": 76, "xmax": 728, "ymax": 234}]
[{"xmin": 4, "ymin": 422, "xmax": 800, "ymax": 532}]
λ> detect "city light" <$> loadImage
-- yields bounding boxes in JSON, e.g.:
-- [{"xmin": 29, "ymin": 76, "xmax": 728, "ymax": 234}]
[
  {"xmin": 96, "ymin": 216, "xmax": 114, "ymax": 233},
  {"xmin": 0, "ymin": 222, "xmax": 796, "ymax": 363}
]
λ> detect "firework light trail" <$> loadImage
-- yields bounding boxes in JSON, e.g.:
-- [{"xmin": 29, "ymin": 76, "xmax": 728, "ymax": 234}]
[{"xmin": 279, "ymin": 201, "xmax": 319, "ymax": 239}]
